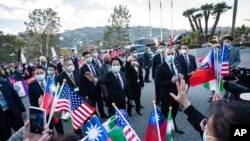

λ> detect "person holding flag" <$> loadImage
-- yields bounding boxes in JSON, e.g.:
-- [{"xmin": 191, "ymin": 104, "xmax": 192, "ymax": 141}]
[{"xmin": 28, "ymin": 65, "xmax": 64, "ymax": 134}]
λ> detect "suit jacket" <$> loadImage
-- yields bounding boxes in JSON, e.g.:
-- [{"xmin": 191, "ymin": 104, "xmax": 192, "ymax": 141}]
[
  {"xmin": 155, "ymin": 61, "xmax": 183, "ymax": 105},
  {"xmin": 184, "ymin": 105, "xmax": 206, "ymax": 137},
  {"xmin": 56, "ymin": 71, "xmax": 87, "ymax": 98},
  {"xmin": 92, "ymin": 58, "xmax": 103, "ymax": 68},
  {"xmin": 0, "ymin": 80, "xmax": 26, "ymax": 127},
  {"xmin": 80, "ymin": 64, "xmax": 100, "ymax": 99},
  {"xmin": 72, "ymin": 56, "xmax": 79, "ymax": 70},
  {"xmin": 152, "ymin": 53, "xmax": 163, "ymax": 78},
  {"xmin": 143, "ymin": 52, "xmax": 152, "ymax": 68},
  {"xmin": 57, "ymin": 62, "xmax": 63, "ymax": 74},
  {"xmin": 176, "ymin": 54, "xmax": 197, "ymax": 83},
  {"xmin": 98, "ymin": 64, "xmax": 111, "ymax": 96},
  {"xmin": 104, "ymin": 72, "xmax": 128, "ymax": 109},
  {"xmin": 28, "ymin": 80, "xmax": 44, "ymax": 107},
  {"xmin": 125, "ymin": 61, "xmax": 144, "ymax": 100},
  {"xmin": 229, "ymin": 46, "xmax": 241, "ymax": 67}
]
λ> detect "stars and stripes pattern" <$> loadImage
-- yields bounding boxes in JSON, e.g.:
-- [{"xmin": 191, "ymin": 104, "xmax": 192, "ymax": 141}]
[
  {"xmin": 115, "ymin": 108, "xmax": 140, "ymax": 141},
  {"xmin": 218, "ymin": 46, "xmax": 229, "ymax": 76},
  {"xmin": 54, "ymin": 84, "xmax": 95, "ymax": 130}
]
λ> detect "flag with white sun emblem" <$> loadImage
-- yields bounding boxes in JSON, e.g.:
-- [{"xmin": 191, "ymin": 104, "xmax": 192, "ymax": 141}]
[
  {"xmin": 42, "ymin": 77, "xmax": 56, "ymax": 114},
  {"xmin": 83, "ymin": 116, "xmax": 112, "ymax": 141}
]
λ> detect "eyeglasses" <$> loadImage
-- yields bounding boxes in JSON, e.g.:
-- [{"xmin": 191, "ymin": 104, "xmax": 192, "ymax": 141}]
[{"xmin": 167, "ymin": 53, "xmax": 175, "ymax": 55}]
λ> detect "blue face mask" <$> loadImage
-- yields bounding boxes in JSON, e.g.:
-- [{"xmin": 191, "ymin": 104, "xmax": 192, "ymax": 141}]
[
  {"xmin": 36, "ymin": 74, "xmax": 45, "ymax": 81},
  {"xmin": 165, "ymin": 55, "xmax": 175, "ymax": 63},
  {"xmin": 111, "ymin": 66, "xmax": 121, "ymax": 74},
  {"xmin": 86, "ymin": 57, "xmax": 93, "ymax": 64},
  {"xmin": 203, "ymin": 132, "xmax": 207, "ymax": 141},
  {"xmin": 47, "ymin": 70, "xmax": 55, "ymax": 76}
]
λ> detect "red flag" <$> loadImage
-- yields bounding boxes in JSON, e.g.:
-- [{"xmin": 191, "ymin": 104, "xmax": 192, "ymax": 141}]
[
  {"xmin": 190, "ymin": 49, "xmax": 216, "ymax": 86},
  {"xmin": 42, "ymin": 77, "xmax": 54, "ymax": 114},
  {"xmin": 144, "ymin": 107, "xmax": 167, "ymax": 141},
  {"xmin": 169, "ymin": 37, "xmax": 173, "ymax": 46}
]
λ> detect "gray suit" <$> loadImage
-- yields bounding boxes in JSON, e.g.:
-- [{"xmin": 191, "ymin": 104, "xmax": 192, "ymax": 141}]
[
  {"xmin": 98, "ymin": 64, "xmax": 111, "ymax": 96},
  {"xmin": 229, "ymin": 46, "xmax": 241, "ymax": 67}
]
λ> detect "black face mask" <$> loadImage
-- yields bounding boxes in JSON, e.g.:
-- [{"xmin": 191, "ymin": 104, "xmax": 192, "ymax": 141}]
[{"xmin": 104, "ymin": 60, "xmax": 110, "ymax": 65}]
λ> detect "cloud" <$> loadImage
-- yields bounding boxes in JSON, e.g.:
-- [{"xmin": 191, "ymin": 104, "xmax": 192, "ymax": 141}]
[{"xmin": 0, "ymin": 0, "xmax": 249, "ymax": 34}]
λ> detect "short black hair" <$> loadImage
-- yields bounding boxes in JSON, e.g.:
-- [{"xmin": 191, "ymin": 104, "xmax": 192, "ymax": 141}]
[
  {"xmin": 208, "ymin": 101, "xmax": 250, "ymax": 141},
  {"xmin": 82, "ymin": 51, "xmax": 91, "ymax": 57},
  {"xmin": 110, "ymin": 58, "xmax": 121, "ymax": 66},
  {"xmin": 159, "ymin": 42, "xmax": 166, "ymax": 46},
  {"xmin": 223, "ymin": 35, "xmax": 234, "ymax": 41},
  {"xmin": 48, "ymin": 63, "xmax": 56, "ymax": 70},
  {"xmin": 34, "ymin": 65, "xmax": 45, "ymax": 71}
]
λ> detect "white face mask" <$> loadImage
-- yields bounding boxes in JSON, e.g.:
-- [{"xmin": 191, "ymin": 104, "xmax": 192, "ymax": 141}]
[
  {"xmin": 66, "ymin": 65, "xmax": 75, "ymax": 73},
  {"xmin": 181, "ymin": 49, "xmax": 188, "ymax": 55}
]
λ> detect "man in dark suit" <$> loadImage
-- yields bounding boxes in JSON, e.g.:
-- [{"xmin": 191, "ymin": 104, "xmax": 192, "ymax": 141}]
[
  {"xmin": 91, "ymin": 49, "xmax": 103, "ymax": 68},
  {"xmin": 98, "ymin": 54, "xmax": 111, "ymax": 106},
  {"xmin": 80, "ymin": 52, "xmax": 107, "ymax": 118},
  {"xmin": 155, "ymin": 47, "xmax": 185, "ymax": 134},
  {"xmin": 176, "ymin": 44, "xmax": 197, "ymax": 87},
  {"xmin": 0, "ymin": 79, "xmax": 26, "ymax": 140},
  {"xmin": 28, "ymin": 65, "xmax": 64, "ymax": 135},
  {"xmin": 86, "ymin": 58, "xmax": 129, "ymax": 116},
  {"xmin": 152, "ymin": 43, "xmax": 165, "ymax": 105},
  {"xmin": 56, "ymin": 58, "xmax": 87, "ymax": 99},
  {"xmin": 143, "ymin": 47, "xmax": 152, "ymax": 83}
]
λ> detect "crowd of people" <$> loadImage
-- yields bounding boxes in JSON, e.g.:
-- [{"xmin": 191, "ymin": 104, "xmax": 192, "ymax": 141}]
[{"xmin": 0, "ymin": 35, "xmax": 250, "ymax": 141}]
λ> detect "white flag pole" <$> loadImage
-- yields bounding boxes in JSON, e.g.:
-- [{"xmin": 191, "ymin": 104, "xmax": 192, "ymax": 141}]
[
  {"xmin": 112, "ymin": 103, "xmax": 141, "ymax": 141},
  {"xmin": 153, "ymin": 101, "xmax": 162, "ymax": 141},
  {"xmin": 149, "ymin": 0, "xmax": 152, "ymax": 38},
  {"xmin": 48, "ymin": 81, "xmax": 66, "ymax": 125},
  {"xmin": 160, "ymin": 0, "xmax": 163, "ymax": 42}
]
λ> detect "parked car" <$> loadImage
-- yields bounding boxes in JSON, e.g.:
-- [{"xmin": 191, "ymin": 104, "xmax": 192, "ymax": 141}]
[{"xmin": 125, "ymin": 44, "xmax": 145, "ymax": 66}]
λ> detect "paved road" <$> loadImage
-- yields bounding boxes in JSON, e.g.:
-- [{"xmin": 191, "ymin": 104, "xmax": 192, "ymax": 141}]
[{"xmin": 20, "ymin": 50, "xmax": 250, "ymax": 141}]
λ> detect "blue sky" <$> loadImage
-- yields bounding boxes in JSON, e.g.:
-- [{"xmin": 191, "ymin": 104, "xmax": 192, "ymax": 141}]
[{"xmin": 0, "ymin": 0, "xmax": 249, "ymax": 34}]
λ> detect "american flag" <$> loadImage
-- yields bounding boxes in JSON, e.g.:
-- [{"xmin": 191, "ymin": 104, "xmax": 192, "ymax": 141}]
[
  {"xmin": 115, "ymin": 108, "xmax": 140, "ymax": 141},
  {"xmin": 54, "ymin": 84, "xmax": 95, "ymax": 130},
  {"xmin": 218, "ymin": 46, "xmax": 229, "ymax": 76}
]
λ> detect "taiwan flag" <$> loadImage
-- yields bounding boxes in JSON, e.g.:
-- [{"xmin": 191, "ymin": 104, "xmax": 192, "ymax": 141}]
[
  {"xmin": 42, "ymin": 77, "xmax": 55, "ymax": 114},
  {"xmin": 144, "ymin": 105, "xmax": 167, "ymax": 141},
  {"xmin": 83, "ymin": 116, "xmax": 112, "ymax": 141}
]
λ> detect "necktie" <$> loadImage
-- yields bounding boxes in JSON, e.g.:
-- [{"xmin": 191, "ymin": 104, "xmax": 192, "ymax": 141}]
[
  {"xmin": 184, "ymin": 55, "xmax": 190, "ymax": 72},
  {"xmin": 170, "ymin": 63, "xmax": 175, "ymax": 75},
  {"xmin": 160, "ymin": 54, "xmax": 163, "ymax": 63},
  {"xmin": 70, "ymin": 73, "xmax": 75, "ymax": 83},
  {"xmin": 40, "ymin": 82, "xmax": 45, "ymax": 90},
  {"xmin": 90, "ymin": 65, "xmax": 97, "ymax": 77},
  {"xmin": 116, "ymin": 75, "xmax": 123, "ymax": 89}
]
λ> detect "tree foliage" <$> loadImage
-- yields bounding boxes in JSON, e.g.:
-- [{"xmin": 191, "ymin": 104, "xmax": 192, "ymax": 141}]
[
  {"xmin": 103, "ymin": 5, "xmax": 131, "ymax": 48},
  {"xmin": 182, "ymin": 2, "xmax": 231, "ymax": 44},
  {"xmin": 24, "ymin": 8, "xmax": 61, "ymax": 56}
]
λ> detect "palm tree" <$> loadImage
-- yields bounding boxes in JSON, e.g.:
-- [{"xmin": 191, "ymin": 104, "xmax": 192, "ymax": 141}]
[
  {"xmin": 231, "ymin": 0, "xmax": 238, "ymax": 37},
  {"xmin": 208, "ymin": 2, "xmax": 231, "ymax": 41},
  {"xmin": 183, "ymin": 8, "xmax": 197, "ymax": 32},
  {"xmin": 195, "ymin": 13, "xmax": 204, "ymax": 43},
  {"xmin": 200, "ymin": 4, "xmax": 213, "ymax": 42}
]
